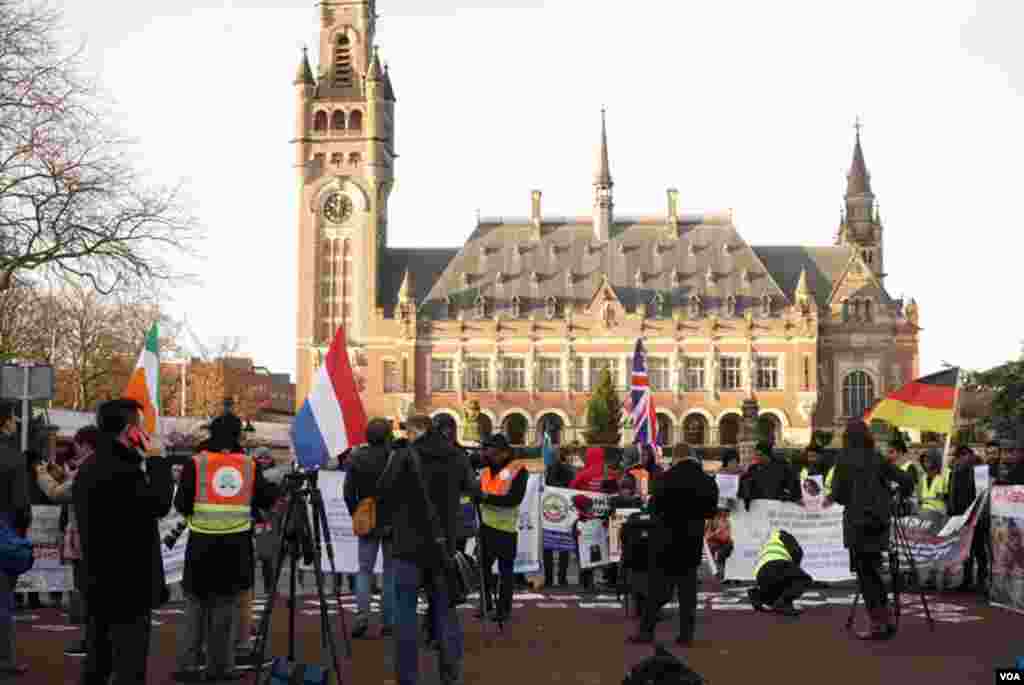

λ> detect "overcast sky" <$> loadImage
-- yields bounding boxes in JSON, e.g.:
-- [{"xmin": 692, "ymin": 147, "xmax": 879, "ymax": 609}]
[{"xmin": 54, "ymin": 0, "xmax": 1022, "ymax": 379}]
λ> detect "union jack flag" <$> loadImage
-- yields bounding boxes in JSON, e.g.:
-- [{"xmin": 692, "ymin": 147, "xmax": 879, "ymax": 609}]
[{"xmin": 630, "ymin": 338, "xmax": 658, "ymax": 447}]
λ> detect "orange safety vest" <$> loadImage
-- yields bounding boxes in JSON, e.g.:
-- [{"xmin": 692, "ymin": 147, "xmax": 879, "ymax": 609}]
[
  {"xmin": 480, "ymin": 460, "xmax": 526, "ymax": 533},
  {"xmin": 627, "ymin": 468, "xmax": 650, "ymax": 498},
  {"xmin": 188, "ymin": 451, "xmax": 255, "ymax": 535}
]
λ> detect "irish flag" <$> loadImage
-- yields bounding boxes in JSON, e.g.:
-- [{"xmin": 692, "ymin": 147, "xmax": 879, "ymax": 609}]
[{"xmin": 123, "ymin": 323, "xmax": 161, "ymax": 435}]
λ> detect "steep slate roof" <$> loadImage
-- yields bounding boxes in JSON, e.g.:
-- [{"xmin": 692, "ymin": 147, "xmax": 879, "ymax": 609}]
[
  {"xmin": 751, "ymin": 245, "xmax": 852, "ymax": 309},
  {"xmin": 379, "ymin": 247, "xmax": 458, "ymax": 310},
  {"xmin": 419, "ymin": 216, "xmax": 789, "ymax": 318}
]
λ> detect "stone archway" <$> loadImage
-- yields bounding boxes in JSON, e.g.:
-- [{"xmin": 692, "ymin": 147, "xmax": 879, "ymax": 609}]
[
  {"xmin": 478, "ymin": 413, "xmax": 494, "ymax": 441},
  {"xmin": 683, "ymin": 413, "xmax": 709, "ymax": 446},
  {"xmin": 719, "ymin": 414, "xmax": 740, "ymax": 445},
  {"xmin": 655, "ymin": 413, "xmax": 674, "ymax": 446},
  {"xmin": 757, "ymin": 414, "xmax": 782, "ymax": 445},
  {"xmin": 502, "ymin": 413, "xmax": 529, "ymax": 445},
  {"xmin": 536, "ymin": 413, "xmax": 564, "ymax": 444}
]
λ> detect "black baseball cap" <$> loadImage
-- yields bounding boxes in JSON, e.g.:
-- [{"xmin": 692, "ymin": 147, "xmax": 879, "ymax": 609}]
[{"xmin": 482, "ymin": 434, "xmax": 511, "ymax": 451}]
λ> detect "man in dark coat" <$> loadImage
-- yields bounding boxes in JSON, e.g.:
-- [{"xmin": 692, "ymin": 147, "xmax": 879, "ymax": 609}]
[
  {"xmin": 173, "ymin": 415, "xmax": 279, "ymax": 680},
  {"xmin": 74, "ymin": 399, "xmax": 174, "ymax": 684},
  {"xmin": 377, "ymin": 415, "xmax": 478, "ymax": 685},
  {"xmin": 629, "ymin": 447, "xmax": 718, "ymax": 646},
  {"xmin": 343, "ymin": 418, "xmax": 394, "ymax": 638},
  {"xmin": 738, "ymin": 442, "xmax": 800, "ymax": 508},
  {"xmin": 0, "ymin": 401, "xmax": 29, "ymax": 676}
]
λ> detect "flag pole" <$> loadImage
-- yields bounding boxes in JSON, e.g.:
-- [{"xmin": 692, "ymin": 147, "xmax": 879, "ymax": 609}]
[{"xmin": 942, "ymin": 367, "xmax": 962, "ymax": 469}]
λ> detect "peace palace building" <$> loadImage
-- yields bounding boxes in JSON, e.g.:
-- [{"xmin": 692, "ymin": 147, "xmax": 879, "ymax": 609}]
[{"xmin": 293, "ymin": 1, "xmax": 921, "ymax": 448}]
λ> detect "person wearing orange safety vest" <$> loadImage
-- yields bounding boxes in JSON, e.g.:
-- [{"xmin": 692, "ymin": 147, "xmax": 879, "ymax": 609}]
[
  {"xmin": 476, "ymin": 434, "xmax": 529, "ymax": 622},
  {"xmin": 172, "ymin": 415, "xmax": 279, "ymax": 682},
  {"xmin": 627, "ymin": 444, "xmax": 663, "ymax": 500}
]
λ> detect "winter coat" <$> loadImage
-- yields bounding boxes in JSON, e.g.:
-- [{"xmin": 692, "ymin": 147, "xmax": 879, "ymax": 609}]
[
  {"xmin": 73, "ymin": 436, "xmax": 174, "ymax": 620},
  {"xmin": 570, "ymin": 447, "xmax": 621, "ymax": 492},
  {"xmin": 949, "ymin": 456, "xmax": 980, "ymax": 517},
  {"xmin": 0, "ymin": 435, "xmax": 29, "ymax": 532},
  {"xmin": 377, "ymin": 432, "xmax": 479, "ymax": 568},
  {"xmin": 738, "ymin": 456, "xmax": 800, "ymax": 507},
  {"xmin": 831, "ymin": 447, "xmax": 913, "ymax": 554},
  {"xmin": 647, "ymin": 458, "xmax": 718, "ymax": 573},
  {"xmin": 545, "ymin": 459, "xmax": 576, "ymax": 489},
  {"xmin": 342, "ymin": 443, "xmax": 393, "ymax": 533},
  {"xmin": 174, "ymin": 451, "xmax": 280, "ymax": 599}
]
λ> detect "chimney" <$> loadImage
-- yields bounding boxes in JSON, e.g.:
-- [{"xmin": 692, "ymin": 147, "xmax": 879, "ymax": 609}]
[
  {"xmin": 666, "ymin": 188, "xmax": 680, "ymax": 237},
  {"xmin": 530, "ymin": 190, "xmax": 542, "ymax": 241}
]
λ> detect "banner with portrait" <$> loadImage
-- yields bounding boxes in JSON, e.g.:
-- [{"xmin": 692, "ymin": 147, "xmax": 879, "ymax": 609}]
[
  {"xmin": 540, "ymin": 487, "xmax": 611, "ymax": 552},
  {"xmin": 989, "ymin": 486, "xmax": 1024, "ymax": 614},
  {"xmin": 15, "ymin": 506, "xmax": 72, "ymax": 593}
]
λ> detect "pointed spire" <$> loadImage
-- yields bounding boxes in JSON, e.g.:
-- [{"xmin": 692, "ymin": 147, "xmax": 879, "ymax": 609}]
[
  {"xmin": 293, "ymin": 47, "xmax": 314, "ymax": 85},
  {"xmin": 398, "ymin": 269, "xmax": 413, "ymax": 303},
  {"xmin": 594, "ymin": 107, "xmax": 611, "ymax": 187},
  {"xmin": 846, "ymin": 117, "xmax": 871, "ymax": 196},
  {"xmin": 380, "ymin": 61, "xmax": 396, "ymax": 101},
  {"xmin": 366, "ymin": 46, "xmax": 384, "ymax": 81},
  {"xmin": 796, "ymin": 268, "xmax": 811, "ymax": 295}
]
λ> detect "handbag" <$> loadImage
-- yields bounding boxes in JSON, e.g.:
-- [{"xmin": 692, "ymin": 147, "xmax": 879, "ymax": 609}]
[
  {"xmin": 352, "ymin": 497, "xmax": 376, "ymax": 537},
  {"xmin": 408, "ymin": 448, "xmax": 479, "ymax": 608},
  {"xmin": 0, "ymin": 522, "xmax": 34, "ymax": 576}
]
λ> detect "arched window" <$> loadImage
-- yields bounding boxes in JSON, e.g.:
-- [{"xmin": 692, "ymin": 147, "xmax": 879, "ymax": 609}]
[
  {"xmin": 689, "ymin": 295, "xmax": 702, "ymax": 318},
  {"xmin": 502, "ymin": 413, "xmax": 529, "ymax": 445},
  {"xmin": 842, "ymin": 370, "xmax": 875, "ymax": 418},
  {"xmin": 655, "ymin": 413, "xmax": 673, "ymax": 446},
  {"xmin": 348, "ymin": 109, "xmax": 363, "ymax": 132},
  {"xmin": 331, "ymin": 110, "xmax": 346, "ymax": 130},
  {"xmin": 757, "ymin": 414, "xmax": 781, "ymax": 445},
  {"xmin": 313, "ymin": 111, "xmax": 328, "ymax": 132},
  {"xmin": 719, "ymin": 415, "xmax": 740, "ymax": 445},
  {"xmin": 475, "ymin": 295, "xmax": 489, "ymax": 319},
  {"xmin": 863, "ymin": 298, "xmax": 873, "ymax": 322},
  {"xmin": 683, "ymin": 414, "xmax": 708, "ymax": 446},
  {"xmin": 334, "ymin": 34, "xmax": 353, "ymax": 88},
  {"xmin": 761, "ymin": 294, "xmax": 772, "ymax": 317},
  {"xmin": 725, "ymin": 295, "xmax": 737, "ymax": 317},
  {"xmin": 511, "ymin": 296, "xmax": 522, "ymax": 319},
  {"xmin": 545, "ymin": 296, "xmax": 560, "ymax": 320},
  {"xmin": 537, "ymin": 413, "xmax": 564, "ymax": 444},
  {"xmin": 841, "ymin": 299, "xmax": 850, "ymax": 322}
]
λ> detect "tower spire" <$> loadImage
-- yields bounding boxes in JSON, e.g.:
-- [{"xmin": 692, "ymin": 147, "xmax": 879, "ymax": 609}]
[
  {"xmin": 846, "ymin": 116, "xmax": 871, "ymax": 196},
  {"xmin": 592, "ymin": 107, "xmax": 613, "ymax": 241},
  {"xmin": 293, "ymin": 46, "xmax": 314, "ymax": 85},
  {"xmin": 595, "ymin": 107, "xmax": 612, "ymax": 187}
]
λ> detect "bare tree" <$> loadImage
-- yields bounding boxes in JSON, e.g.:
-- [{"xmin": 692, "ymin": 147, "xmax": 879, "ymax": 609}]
[{"xmin": 0, "ymin": 0, "xmax": 199, "ymax": 293}]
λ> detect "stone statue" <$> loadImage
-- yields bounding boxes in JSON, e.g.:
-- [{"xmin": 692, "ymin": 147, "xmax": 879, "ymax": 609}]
[
  {"xmin": 905, "ymin": 298, "xmax": 919, "ymax": 325},
  {"xmin": 462, "ymin": 399, "xmax": 482, "ymax": 444}
]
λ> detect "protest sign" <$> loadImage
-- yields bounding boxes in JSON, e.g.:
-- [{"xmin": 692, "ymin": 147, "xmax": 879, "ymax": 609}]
[
  {"xmin": 577, "ymin": 519, "xmax": 611, "ymax": 568},
  {"xmin": 989, "ymin": 486, "xmax": 1024, "ymax": 614},
  {"xmin": 541, "ymin": 487, "xmax": 611, "ymax": 552},
  {"xmin": 609, "ymin": 508, "xmax": 641, "ymax": 563},
  {"xmin": 15, "ymin": 506, "xmax": 72, "ymax": 593}
]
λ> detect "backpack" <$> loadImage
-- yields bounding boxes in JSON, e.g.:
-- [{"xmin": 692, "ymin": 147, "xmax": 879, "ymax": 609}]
[
  {"xmin": 623, "ymin": 646, "xmax": 706, "ymax": 685},
  {"xmin": 352, "ymin": 497, "xmax": 376, "ymax": 537}
]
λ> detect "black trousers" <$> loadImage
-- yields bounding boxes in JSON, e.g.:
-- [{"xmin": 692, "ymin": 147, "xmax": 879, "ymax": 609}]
[
  {"xmin": 481, "ymin": 547, "xmax": 515, "ymax": 615},
  {"xmin": 80, "ymin": 611, "xmax": 152, "ymax": 685},
  {"xmin": 752, "ymin": 560, "xmax": 812, "ymax": 606},
  {"xmin": 543, "ymin": 549, "xmax": 569, "ymax": 585},
  {"xmin": 963, "ymin": 516, "xmax": 990, "ymax": 588},
  {"xmin": 851, "ymin": 551, "xmax": 887, "ymax": 610},
  {"xmin": 640, "ymin": 566, "xmax": 698, "ymax": 641}
]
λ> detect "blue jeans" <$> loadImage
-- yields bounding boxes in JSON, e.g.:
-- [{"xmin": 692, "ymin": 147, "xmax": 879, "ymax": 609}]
[
  {"xmin": 356, "ymin": 535, "xmax": 392, "ymax": 626},
  {"xmin": 393, "ymin": 558, "xmax": 463, "ymax": 685}
]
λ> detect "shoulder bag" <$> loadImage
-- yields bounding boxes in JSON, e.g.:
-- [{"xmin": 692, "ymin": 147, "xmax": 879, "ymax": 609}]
[
  {"xmin": 352, "ymin": 497, "xmax": 376, "ymax": 537},
  {"xmin": 408, "ymin": 448, "xmax": 479, "ymax": 608}
]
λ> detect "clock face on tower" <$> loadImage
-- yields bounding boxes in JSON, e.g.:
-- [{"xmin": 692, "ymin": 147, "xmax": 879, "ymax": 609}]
[{"xmin": 323, "ymin": 192, "xmax": 353, "ymax": 224}]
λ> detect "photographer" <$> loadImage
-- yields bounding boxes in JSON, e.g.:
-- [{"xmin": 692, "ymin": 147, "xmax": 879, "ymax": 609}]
[
  {"xmin": 0, "ymin": 401, "xmax": 30, "ymax": 676},
  {"xmin": 74, "ymin": 399, "xmax": 174, "ymax": 684},
  {"xmin": 831, "ymin": 419, "xmax": 913, "ymax": 641},
  {"xmin": 172, "ymin": 415, "xmax": 279, "ymax": 681}
]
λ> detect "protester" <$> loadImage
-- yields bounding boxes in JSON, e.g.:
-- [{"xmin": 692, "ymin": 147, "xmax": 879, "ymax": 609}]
[
  {"xmin": 747, "ymin": 529, "xmax": 812, "ymax": 616},
  {"xmin": 830, "ymin": 419, "xmax": 913, "ymax": 641},
  {"xmin": 739, "ymin": 442, "xmax": 800, "ymax": 509},
  {"xmin": 919, "ymin": 448, "xmax": 949, "ymax": 517},
  {"xmin": 377, "ymin": 415, "xmax": 476, "ymax": 685},
  {"xmin": 250, "ymin": 448, "xmax": 279, "ymax": 597},
  {"xmin": 625, "ymin": 444, "xmax": 662, "ymax": 498},
  {"xmin": 0, "ymin": 401, "xmax": 29, "ymax": 676},
  {"xmin": 543, "ymin": 446, "xmax": 575, "ymax": 588},
  {"xmin": 173, "ymin": 415, "xmax": 279, "ymax": 682},
  {"xmin": 996, "ymin": 429, "xmax": 1024, "ymax": 485},
  {"xmin": 704, "ymin": 506, "xmax": 733, "ymax": 583},
  {"xmin": 885, "ymin": 434, "xmax": 921, "ymax": 515},
  {"xmin": 74, "ymin": 398, "xmax": 174, "ymax": 683},
  {"xmin": 343, "ymin": 418, "xmax": 394, "ymax": 639},
  {"xmin": 572, "ymin": 447, "xmax": 619, "ymax": 590},
  {"xmin": 629, "ymin": 446, "xmax": 718, "ymax": 646}
]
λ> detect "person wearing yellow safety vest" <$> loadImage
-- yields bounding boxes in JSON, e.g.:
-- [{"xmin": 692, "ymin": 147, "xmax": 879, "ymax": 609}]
[
  {"xmin": 884, "ymin": 436, "xmax": 921, "ymax": 516},
  {"xmin": 476, "ymin": 434, "xmax": 529, "ymax": 622},
  {"xmin": 172, "ymin": 415, "xmax": 279, "ymax": 682},
  {"xmin": 747, "ymin": 529, "xmax": 812, "ymax": 616},
  {"xmin": 919, "ymin": 448, "xmax": 949, "ymax": 518}
]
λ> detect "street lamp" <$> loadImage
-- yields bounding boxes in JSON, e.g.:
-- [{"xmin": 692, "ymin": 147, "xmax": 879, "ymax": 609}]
[{"xmin": 0, "ymin": 363, "xmax": 55, "ymax": 452}]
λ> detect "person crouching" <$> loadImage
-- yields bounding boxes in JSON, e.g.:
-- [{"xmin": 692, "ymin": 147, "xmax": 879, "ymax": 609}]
[{"xmin": 747, "ymin": 529, "xmax": 812, "ymax": 616}]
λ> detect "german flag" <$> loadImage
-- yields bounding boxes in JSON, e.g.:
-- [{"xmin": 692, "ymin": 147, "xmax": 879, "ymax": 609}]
[{"xmin": 864, "ymin": 368, "xmax": 958, "ymax": 434}]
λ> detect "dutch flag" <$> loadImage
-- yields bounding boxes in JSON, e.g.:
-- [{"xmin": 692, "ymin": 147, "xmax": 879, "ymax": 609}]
[{"xmin": 292, "ymin": 326, "xmax": 368, "ymax": 469}]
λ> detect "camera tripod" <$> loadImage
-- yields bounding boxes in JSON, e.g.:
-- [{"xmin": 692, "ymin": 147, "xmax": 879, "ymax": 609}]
[
  {"xmin": 845, "ymin": 494, "xmax": 935, "ymax": 634},
  {"xmin": 473, "ymin": 502, "xmax": 504, "ymax": 634},
  {"xmin": 251, "ymin": 471, "xmax": 353, "ymax": 685}
]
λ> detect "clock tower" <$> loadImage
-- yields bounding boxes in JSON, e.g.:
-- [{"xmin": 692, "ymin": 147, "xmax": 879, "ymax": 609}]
[{"xmin": 294, "ymin": 0, "xmax": 396, "ymax": 408}]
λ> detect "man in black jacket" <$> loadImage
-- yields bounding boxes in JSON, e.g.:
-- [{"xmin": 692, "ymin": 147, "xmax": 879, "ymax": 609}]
[
  {"xmin": 0, "ymin": 401, "xmax": 29, "ymax": 676},
  {"xmin": 377, "ymin": 415, "xmax": 477, "ymax": 685},
  {"xmin": 630, "ymin": 447, "xmax": 718, "ymax": 646},
  {"xmin": 739, "ymin": 442, "xmax": 801, "ymax": 509},
  {"xmin": 343, "ymin": 418, "xmax": 394, "ymax": 639},
  {"xmin": 74, "ymin": 399, "xmax": 174, "ymax": 684},
  {"xmin": 543, "ymin": 448, "xmax": 575, "ymax": 588}
]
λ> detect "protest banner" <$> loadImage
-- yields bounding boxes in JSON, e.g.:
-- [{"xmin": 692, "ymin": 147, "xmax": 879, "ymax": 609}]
[
  {"xmin": 726, "ymin": 499, "xmax": 852, "ymax": 582},
  {"xmin": 893, "ymin": 490, "xmax": 986, "ymax": 588},
  {"xmin": 609, "ymin": 508, "xmax": 641, "ymax": 563},
  {"xmin": 989, "ymin": 485, "xmax": 1024, "ymax": 614},
  {"xmin": 15, "ymin": 506, "xmax": 72, "ymax": 593},
  {"xmin": 541, "ymin": 487, "xmax": 611, "ymax": 552},
  {"xmin": 512, "ymin": 474, "xmax": 543, "ymax": 574},
  {"xmin": 161, "ymin": 508, "xmax": 189, "ymax": 585},
  {"xmin": 577, "ymin": 519, "xmax": 611, "ymax": 568}
]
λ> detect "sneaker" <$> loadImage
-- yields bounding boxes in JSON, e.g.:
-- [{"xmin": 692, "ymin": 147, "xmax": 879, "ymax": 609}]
[{"xmin": 64, "ymin": 640, "xmax": 88, "ymax": 657}]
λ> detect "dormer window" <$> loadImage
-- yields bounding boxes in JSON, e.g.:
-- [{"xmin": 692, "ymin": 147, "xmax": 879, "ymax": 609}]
[
  {"xmin": 863, "ymin": 298, "xmax": 873, "ymax": 322},
  {"xmin": 761, "ymin": 294, "xmax": 772, "ymax": 317},
  {"xmin": 475, "ymin": 296, "xmax": 489, "ymax": 319},
  {"xmin": 741, "ymin": 269, "xmax": 751, "ymax": 287},
  {"xmin": 706, "ymin": 266, "xmax": 715, "ymax": 287},
  {"xmin": 565, "ymin": 271, "xmax": 574, "ymax": 288},
  {"xmin": 722, "ymin": 243, "xmax": 731, "ymax": 256},
  {"xmin": 689, "ymin": 295, "xmax": 702, "ymax": 318},
  {"xmin": 725, "ymin": 295, "xmax": 737, "ymax": 317},
  {"xmin": 652, "ymin": 293, "xmax": 667, "ymax": 319},
  {"xmin": 687, "ymin": 243, "xmax": 696, "ymax": 257},
  {"xmin": 862, "ymin": 250, "xmax": 872, "ymax": 265},
  {"xmin": 511, "ymin": 296, "xmax": 522, "ymax": 319},
  {"xmin": 546, "ymin": 296, "xmax": 561, "ymax": 320},
  {"xmin": 670, "ymin": 268, "xmax": 681, "ymax": 287},
  {"xmin": 495, "ymin": 272, "xmax": 504, "ymax": 288},
  {"xmin": 635, "ymin": 270, "xmax": 644, "ymax": 288},
  {"xmin": 442, "ymin": 296, "xmax": 453, "ymax": 320}
]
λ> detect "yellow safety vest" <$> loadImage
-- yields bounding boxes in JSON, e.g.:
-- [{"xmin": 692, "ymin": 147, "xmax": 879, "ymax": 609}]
[
  {"xmin": 480, "ymin": 461, "xmax": 525, "ymax": 534},
  {"xmin": 920, "ymin": 469, "xmax": 948, "ymax": 515},
  {"xmin": 898, "ymin": 461, "xmax": 923, "ymax": 499},
  {"xmin": 754, "ymin": 530, "xmax": 792, "ymax": 577},
  {"xmin": 823, "ymin": 466, "xmax": 835, "ymax": 498},
  {"xmin": 188, "ymin": 451, "xmax": 255, "ymax": 535}
]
